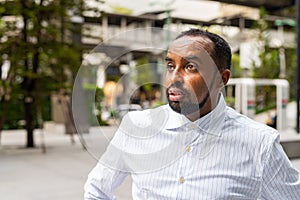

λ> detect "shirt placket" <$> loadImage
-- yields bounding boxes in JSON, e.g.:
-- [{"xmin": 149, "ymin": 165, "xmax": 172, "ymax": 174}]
[{"xmin": 176, "ymin": 123, "xmax": 197, "ymax": 200}]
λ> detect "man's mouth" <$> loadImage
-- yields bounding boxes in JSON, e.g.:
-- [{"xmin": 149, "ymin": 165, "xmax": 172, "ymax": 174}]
[{"xmin": 168, "ymin": 88, "xmax": 185, "ymax": 101}]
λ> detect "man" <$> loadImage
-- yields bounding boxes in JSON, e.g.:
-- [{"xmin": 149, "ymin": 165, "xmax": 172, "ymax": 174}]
[{"xmin": 84, "ymin": 28, "xmax": 300, "ymax": 199}]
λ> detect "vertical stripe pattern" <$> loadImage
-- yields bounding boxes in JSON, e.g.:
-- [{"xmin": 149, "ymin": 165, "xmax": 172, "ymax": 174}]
[{"xmin": 84, "ymin": 95, "xmax": 300, "ymax": 200}]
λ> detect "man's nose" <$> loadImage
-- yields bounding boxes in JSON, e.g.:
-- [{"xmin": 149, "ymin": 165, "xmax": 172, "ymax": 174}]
[{"xmin": 170, "ymin": 67, "xmax": 184, "ymax": 84}]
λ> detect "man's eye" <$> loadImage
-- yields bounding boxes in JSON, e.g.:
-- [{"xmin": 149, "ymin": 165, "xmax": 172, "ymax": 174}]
[
  {"xmin": 166, "ymin": 63, "xmax": 174, "ymax": 70},
  {"xmin": 185, "ymin": 64, "xmax": 197, "ymax": 71}
]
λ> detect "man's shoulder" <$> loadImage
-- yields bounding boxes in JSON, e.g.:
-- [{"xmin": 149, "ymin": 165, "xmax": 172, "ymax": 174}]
[
  {"xmin": 126, "ymin": 104, "xmax": 168, "ymax": 118},
  {"xmin": 120, "ymin": 104, "xmax": 169, "ymax": 129},
  {"xmin": 223, "ymin": 106, "xmax": 279, "ymax": 157},
  {"xmin": 225, "ymin": 106, "xmax": 278, "ymax": 137}
]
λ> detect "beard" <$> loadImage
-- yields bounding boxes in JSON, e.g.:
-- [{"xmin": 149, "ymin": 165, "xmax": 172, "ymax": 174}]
[{"xmin": 166, "ymin": 88, "xmax": 210, "ymax": 116}]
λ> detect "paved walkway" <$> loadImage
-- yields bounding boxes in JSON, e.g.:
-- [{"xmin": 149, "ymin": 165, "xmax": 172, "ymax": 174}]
[
  {"xmin": 1, "ymin": 120, "xmax": 300, "ymax": 200},
  {"xmin": 0, "ymin": 125, "xmax": 131, "ymax": 200}
]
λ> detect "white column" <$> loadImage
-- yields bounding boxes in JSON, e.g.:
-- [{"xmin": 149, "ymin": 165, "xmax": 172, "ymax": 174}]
[
  {"xmin": 102, "ymin": 15, "xmax": 108, "ymax": 41},
  {"xmin": 275, "ymin": 79, "xmax": 289, "ymax": 131}
]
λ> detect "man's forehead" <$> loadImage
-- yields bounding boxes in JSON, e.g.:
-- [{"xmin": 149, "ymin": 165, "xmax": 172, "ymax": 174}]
[
  {"xmin": 166, "ymin": 36, "xmax": 217, "ymax": 69},
  {"xmin": 168, "ymin": 36, "xmax": 213, "ymax": 56}
]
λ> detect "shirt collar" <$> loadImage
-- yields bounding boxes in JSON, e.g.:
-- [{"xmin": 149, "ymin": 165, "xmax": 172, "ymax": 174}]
[
  {"xmin": 164, "ymin": 93, "xmax": 226, "ymax": 136},
  {"xmin": 164, "ymin": 105, "xmax": 190, "ymax": 130}
]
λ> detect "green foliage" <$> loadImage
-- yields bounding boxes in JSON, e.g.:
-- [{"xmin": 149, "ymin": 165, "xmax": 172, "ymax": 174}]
[
  {"xmin": 151, "ymin": 100, "xmax": 165, "ymax": 108},
  {"xmin": 225, "ymin": 96, "xmax": 235, "ymax": 108},
  {"xmin": 231, "ymin": 53, "xmax": 242, "ymax": 78},
  {"xmin": 134, "ymin": 57, "xmax": 155, "ymax": 91},
  {"xmin": 0, "ymin": 0, "xmax": 85, "ymax": 138},
  {"xmin": 285, "ymin": 48, "xmax": 297, "ymax": 99},
  {"xmin": 251, "ymin": 7, "xmax": 296, "ymax": 112},
  {"xmin": 95, "ymin": 87, "xmax": 108, "ymax": 125},
  {"xmin": 251, "ymin": 8, "xmax": 277, "ymax": 113},
  {"xmin": 83, "ymin": 86, "xmax": 108, "ymax": 126},
  {"xmin": 253, "ymin": 49, "xmax": 280, "ymax": 79},
  {"xmin": 252, "ymin": 7, "xmax": 269, "ymax": 42},
  {"xmin": 252, "ymin": 7, "xmax": 281, "ymax": 79},
  {"xmin": 0, "ymin": 0, "xmax": 83, "ymax": 93},
  {"xmin": 274, "ymin": 5, "xmax": 296, "ymax": 19},
  {"xmin": 0, "ymin": 94, "xmax": 51, "ymax": 130}
]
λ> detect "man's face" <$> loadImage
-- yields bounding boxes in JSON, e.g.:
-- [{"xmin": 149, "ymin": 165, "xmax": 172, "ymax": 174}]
[{"xmin": 165, "ymin": 35, "xmax": 223, "ymax": 118}]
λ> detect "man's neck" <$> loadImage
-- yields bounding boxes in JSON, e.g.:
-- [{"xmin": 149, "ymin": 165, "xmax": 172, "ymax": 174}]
[{"xmin": 185, "ymin": 94, "xmax": 220, "ymax": 122}]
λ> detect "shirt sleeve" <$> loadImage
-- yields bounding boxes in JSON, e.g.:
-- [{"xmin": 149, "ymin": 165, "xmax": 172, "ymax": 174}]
[
  {"xmin": 261, "ymin": 134, "xmax": 300, "ymax": 199},
  {"xmin": 84, "ymin": 162, "xmax": 128, "ymax": 200},
  {"xmin": 84, "ymin": 120, "xmax": 130, "ymax": 200}
]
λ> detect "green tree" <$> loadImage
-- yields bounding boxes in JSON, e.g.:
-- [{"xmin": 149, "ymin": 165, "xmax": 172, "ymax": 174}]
[
  {"xmin": 231, "ymin": 53, "xmax": 242, "ymax": 78},
  {"xmin": 251, "ymin": 7, "xmax": 296, "ymax": 112},
  {"xmin": 251, "ymin": 8, "xmax": 280, "ymax": 112},
  {"xmin": 0, "ymin": 0, "xmax": 93, "ymax": 147},
  {"xmin": 252, "ymin": 8, "xmax": 280, "ymax": 79},
  {"xmin": 285, "ymin": 48, "xmax": 297, "ymax": 99}
]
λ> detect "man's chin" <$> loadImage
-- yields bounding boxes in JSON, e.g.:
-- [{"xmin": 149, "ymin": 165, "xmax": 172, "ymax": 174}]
[
  {"xmin": 169, "ymin": 101, "xmax": 181, "ymax": 113},
  {"xmin": 169, "ymin": 101, "xmax": 200, "ymax": 115}
]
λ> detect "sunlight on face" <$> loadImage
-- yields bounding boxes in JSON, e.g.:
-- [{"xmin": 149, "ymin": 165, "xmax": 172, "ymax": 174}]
[{"xmin": 165, "ymin": 36, "xmax": 223, "ymax": 119}]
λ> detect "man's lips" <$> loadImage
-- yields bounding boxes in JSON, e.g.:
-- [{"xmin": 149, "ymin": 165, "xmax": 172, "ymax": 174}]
[{"xmin": 168, "ymin": 88, "xmax": 185, "ymax": 101}]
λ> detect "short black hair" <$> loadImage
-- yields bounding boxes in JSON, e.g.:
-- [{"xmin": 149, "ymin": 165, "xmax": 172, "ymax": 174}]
[{"xmin": 175, "ymin": 28, "xmax": 232, "ymax": 71}]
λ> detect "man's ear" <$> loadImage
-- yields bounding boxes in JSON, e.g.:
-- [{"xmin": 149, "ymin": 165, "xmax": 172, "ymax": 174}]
[{"xmin": 221, "ymin": 69, "xmax": 231, "ymax": 86}]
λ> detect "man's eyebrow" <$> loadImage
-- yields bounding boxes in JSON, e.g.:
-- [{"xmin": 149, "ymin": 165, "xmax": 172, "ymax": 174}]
[
  {"xmin": 165, "ymin": 55, "xmax": 199, "ymax": 62},
  {"xmin": 165, "ymin": 57, "xmax": 173, "ymax": 61},
  {"xmin": 184, "ymin": 55, "xmax": 198, "ymax": 61}
]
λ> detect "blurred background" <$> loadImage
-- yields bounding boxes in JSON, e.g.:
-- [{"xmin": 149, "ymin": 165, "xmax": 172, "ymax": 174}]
[{"xmin": 0, "ymin": 0, "xmax": 300, "ymax": 199}]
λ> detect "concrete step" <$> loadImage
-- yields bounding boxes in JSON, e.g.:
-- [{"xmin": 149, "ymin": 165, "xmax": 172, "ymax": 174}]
[{"xmin": 280, "ymin": 129, "xmax": 300, "ymax": 159}]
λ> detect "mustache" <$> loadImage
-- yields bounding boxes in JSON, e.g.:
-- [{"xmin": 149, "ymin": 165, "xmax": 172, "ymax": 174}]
[{"xmin": 166, "ymin": 84, "xmax": 188, "ymax": 95}]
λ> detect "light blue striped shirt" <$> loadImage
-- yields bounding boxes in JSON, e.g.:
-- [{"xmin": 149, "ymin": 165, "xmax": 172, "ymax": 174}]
[{"xmin": 84, "ymin": 94, "xmax": 300, "ymax": 199}]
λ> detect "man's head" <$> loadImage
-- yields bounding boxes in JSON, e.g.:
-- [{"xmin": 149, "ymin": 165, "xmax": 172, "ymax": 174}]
[
  {"xmin": 165, "ymin": 28, "xmax": 231, "ymax": 121},
  {"xmin": 175, "ymin": 29, "xmax": 232, "ymax": 72}
]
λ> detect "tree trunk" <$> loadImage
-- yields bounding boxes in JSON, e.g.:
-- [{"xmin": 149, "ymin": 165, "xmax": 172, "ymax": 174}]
[
  {"xmin": 0, "ymin": 97, "xmax": 10, "ymax": 145},
  {"xmin": 20, "ymin": 0, "xmax": 40, "ymax": 148},
  {"xmin": 20, "ymin": 1, "xmax": 35, "ymax": 148},
  {"xmin": 24, "ymin": 97, "xmax": 35, "ymax": 148}
]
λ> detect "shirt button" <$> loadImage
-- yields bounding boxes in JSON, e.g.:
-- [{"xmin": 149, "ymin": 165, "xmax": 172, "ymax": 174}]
[
  {"xmin": 180, "ymin": 177, "xmax": 185, "ymax": 184},
  {"xmin": 186, "ymin": 146, "xmax": 191, "ymax": 152},
  {"xmin": 189, "ymin": 124, "xmax": 196, "ymax": 129}
]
